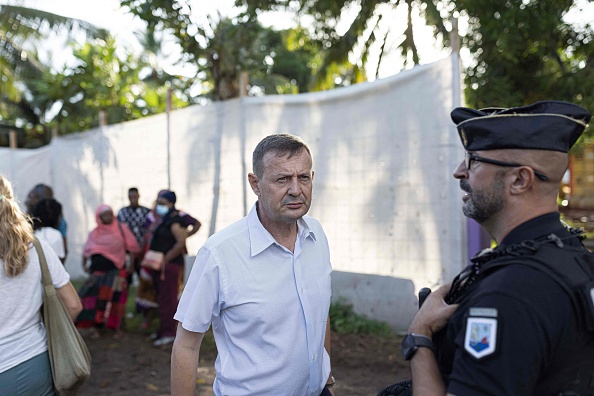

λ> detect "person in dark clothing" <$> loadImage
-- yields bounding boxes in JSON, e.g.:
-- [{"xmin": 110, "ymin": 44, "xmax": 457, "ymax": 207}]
[
  {"xmin": 144, "ymin": 190, "xmax": 187, "ymax": 347},
  {"xmin": 404, "ymin": 101, "xmax": 594, "ymax": 396},
  {"xmin": 25, "ymin": 184, "xmax": 69, "ymax": 260},
  {"xmin": 118, "ymin": 187, "xmax": 150, "ymax": 282},
  {"xmin": 30, "ymin": 199, "xmax": 66, "ymax": 262}
]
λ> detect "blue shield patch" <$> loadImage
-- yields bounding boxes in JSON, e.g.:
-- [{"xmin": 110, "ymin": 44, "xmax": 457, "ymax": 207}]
[{"xmin": 464, "ymin": 317, "xmax": 497, "ymax": 359}]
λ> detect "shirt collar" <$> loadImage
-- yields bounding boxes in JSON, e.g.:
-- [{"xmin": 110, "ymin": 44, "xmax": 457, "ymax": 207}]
[
  {"xmin": 247, "ymin": 202, "xmax": 317, "ymax": 257},
  {"xmin": 500, "ymin": 212, "xmax": 569, "ymax": 246}
]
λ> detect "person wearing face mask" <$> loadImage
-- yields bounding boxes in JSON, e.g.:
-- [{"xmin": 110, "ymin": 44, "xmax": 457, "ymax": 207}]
[
  {"xmin": 136, "ymin": 196, "xmax": 201, "ymax": 335},
  {"xmin": 145, "ymin": 190, "xmax": 188, "ymax": 347},
  {"xmin": 76, "ymin": 204, "xmax": 140, "ymax": 340}
]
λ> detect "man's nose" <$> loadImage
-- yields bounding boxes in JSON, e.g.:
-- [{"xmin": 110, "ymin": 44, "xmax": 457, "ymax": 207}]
[
  {"xmin": 453, "ymin": 161, "xmax": 467, "ymax": 180},
  {"xmin": 287, "ymin": 177, "xmax": 300, "ymax": 195}
]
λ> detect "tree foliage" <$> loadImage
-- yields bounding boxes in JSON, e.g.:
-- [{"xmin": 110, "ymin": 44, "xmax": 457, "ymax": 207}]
[
  {"xmin": 456, "ymin": 0, "xmax": 594, "ymax": 113},
  {"xmin": 239, "ymin": 0, "xmax": 594, "ymax": 138},
  {"xmin": 120, "ymin": 0, "xmax": 343, "ymax": 97},
  {"xmin": 0, "ymin": 4, "xmax": 107, "ymax": 145},
  {"xmin": 0, "ymin": 4, "xmax": 194, "ymax": 147},
  {"xmin": 52, "ymin": 37, "xmax": 170, "ymax": 133},
  {"xmin": 4, "ymin": 1, "xmax": 594, "ymax": 146},
  {"xmin": 237, "ymin": 0, "xmax": 450, "ymax": 86}
]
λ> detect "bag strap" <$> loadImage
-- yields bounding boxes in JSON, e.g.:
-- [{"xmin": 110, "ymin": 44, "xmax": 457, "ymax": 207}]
[{"xmin": 32, "ymin": 237, "xmax": 55, "ymax": 295}]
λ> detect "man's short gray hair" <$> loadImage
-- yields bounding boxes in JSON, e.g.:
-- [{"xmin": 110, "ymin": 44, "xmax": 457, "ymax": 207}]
[{"xmin": 252, "ymin": 134, "xmax": 312, "ymax": 178}]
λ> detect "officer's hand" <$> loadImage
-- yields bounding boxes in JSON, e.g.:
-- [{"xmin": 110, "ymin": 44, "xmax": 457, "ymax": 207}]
[{"xmin": 408, "ymin": 283, "xmax": 458, "ymax": 337}]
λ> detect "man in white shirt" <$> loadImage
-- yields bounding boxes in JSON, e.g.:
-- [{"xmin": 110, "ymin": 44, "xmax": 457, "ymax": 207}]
[{"xmin": 172, "ymin": 134, "xmax": 335, "ymax": 396}]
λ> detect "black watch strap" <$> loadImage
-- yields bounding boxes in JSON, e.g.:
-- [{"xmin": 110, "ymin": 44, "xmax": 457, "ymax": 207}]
[{"xmin": 401, "ymin": 333, "xmax": 434, "ymax": 361}]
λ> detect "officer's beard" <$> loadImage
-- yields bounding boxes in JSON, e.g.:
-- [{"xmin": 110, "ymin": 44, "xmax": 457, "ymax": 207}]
[{"xmin": 460, "ymin": 176, "xmax": 505, "ymax": 224}]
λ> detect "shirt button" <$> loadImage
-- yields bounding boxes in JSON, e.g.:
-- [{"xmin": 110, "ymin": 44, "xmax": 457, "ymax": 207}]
[{"xmin": 312, "ymin": 355, "xmax": 317, "ymax": 361}]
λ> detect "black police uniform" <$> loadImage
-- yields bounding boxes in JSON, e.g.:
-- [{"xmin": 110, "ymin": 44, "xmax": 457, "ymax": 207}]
[{"xmin": 434, "ymin": 213, "xmax": 594, "ymax": 395}]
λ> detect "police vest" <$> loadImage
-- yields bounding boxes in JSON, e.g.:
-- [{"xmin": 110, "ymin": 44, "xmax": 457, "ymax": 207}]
[
  {"xmin": 445, "ymin": 234, "xmax": 594, "ymax": 395},
  {"xmin": 472, "ymin": 236, "xmax": 594, "ymax": 333}
]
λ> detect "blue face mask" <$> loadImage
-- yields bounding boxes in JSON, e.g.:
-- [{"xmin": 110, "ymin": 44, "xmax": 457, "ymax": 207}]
[{"xmin": 155, "ymin": 204, "xmax": 169, "ymax": 216}]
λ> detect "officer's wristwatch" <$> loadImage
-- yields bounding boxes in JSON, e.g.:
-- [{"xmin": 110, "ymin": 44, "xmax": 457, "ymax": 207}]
[{"xmin": 401, "ymin": 333, "xmax": 434, "ymax": 361}]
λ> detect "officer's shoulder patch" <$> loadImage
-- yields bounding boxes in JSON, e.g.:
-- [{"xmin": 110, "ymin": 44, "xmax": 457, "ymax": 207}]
[{"xmin": 464, "ymin": 307, "xmax": 498, "ymax": 359}]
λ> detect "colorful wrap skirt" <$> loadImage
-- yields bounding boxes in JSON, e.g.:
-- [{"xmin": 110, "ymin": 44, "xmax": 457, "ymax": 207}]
[{"xmin": 76, "ymin": 269, "xmax": 128, "ymax": 330}]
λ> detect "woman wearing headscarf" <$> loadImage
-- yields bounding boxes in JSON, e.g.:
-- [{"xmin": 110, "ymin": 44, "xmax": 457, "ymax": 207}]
[
  {"xmin": 145, "ymin": 190, "xmax": 187, "ymax": 346},
  {"xmin": 76, "ymin": 204, "xmax": 140, "ymax": 340},
  {"xmin": 0, "ymin": 176, "xmax": 82, "ymax": 395}
]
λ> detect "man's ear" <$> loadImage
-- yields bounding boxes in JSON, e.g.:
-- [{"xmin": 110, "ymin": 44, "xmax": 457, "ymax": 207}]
[
  {"xmin": 509, "ymin": 167, "xmax": 535, "ymax": 195},
  {"xmin": 248, "ymin": 173, "xmax": 260, "ymax": 196}
]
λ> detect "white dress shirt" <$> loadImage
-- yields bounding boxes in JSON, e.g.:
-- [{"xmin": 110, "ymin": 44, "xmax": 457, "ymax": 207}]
[{"xmin": 175, "ymin": 203, "xmax": 332, "ymax": 395}]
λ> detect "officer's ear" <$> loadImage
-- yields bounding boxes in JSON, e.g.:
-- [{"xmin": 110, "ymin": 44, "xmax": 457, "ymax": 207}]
[{"xmin": 509, "ymin": 166, "xmax": 536, "ymax": 195}]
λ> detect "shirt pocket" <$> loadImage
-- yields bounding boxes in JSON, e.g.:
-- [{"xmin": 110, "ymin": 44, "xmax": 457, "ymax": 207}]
[{"xmin": 315, "ymin": 275, "xmax": 332, "ymax": 322}]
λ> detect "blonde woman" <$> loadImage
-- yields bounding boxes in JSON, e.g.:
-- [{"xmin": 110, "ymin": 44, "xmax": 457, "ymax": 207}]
[{"xmin": 0, "ymin": 176, "xmax": 82, "ymax": 396}]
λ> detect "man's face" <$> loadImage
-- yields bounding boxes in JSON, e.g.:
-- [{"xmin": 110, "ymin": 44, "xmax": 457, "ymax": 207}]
[
  {"xmin": 454, "ymin": 151, "xmax": 507, "ymax": 224},
  {"xmin": 249, "ymin": 149, "xmax": 314, "ymax": 228},
  {"xmin": 129, "ymin": 191, "xmax": 139, "ymax": 207}
]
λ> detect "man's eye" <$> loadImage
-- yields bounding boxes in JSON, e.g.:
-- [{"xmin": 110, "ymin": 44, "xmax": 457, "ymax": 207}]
[
  {"xmin": 300, "ymin": 176, "xmax": 310, "ymax": 181},
  {"xmin": 277, "ymin": 177, "xmax": 287, "ymax": 182}
]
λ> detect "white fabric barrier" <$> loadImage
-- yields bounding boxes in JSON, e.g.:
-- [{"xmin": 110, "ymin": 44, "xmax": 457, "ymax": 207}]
[{"xmin": 0, "ymin": 57, "xmax": 466, "ymax": 331}]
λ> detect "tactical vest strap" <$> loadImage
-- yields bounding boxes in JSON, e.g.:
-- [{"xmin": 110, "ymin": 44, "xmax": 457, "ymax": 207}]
[{"xmin": 481, "ymin": 243, "xmax": 594, "ymax": 332}]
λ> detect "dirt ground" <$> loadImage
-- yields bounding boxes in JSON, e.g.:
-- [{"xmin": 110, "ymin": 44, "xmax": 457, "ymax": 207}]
[{"xmin": 77, "ymin": 327, "xmax": 409, "ymax": 396}]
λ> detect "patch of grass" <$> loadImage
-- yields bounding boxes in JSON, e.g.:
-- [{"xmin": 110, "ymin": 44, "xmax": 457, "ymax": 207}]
[{"xmin": 329, "ymin": 299, "xmax": 393, "ymax": 336}]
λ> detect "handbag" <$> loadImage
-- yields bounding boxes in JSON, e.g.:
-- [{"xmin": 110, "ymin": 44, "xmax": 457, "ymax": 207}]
[
  {"xmin": 141, "ymin": 249, "xmax": 164, "ymax": 270},
  {"xmin": 34, "ymin": 237, "xmax": 92, "ymax": 395}
]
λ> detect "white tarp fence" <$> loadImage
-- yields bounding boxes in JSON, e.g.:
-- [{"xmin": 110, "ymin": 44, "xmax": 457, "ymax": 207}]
[{"xmin": 0, "ymin": 56, "xmax": 466, "ymax": 330}]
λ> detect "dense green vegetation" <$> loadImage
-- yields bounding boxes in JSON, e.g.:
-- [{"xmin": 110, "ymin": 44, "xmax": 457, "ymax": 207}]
[{"xmin": 2, "ymin": 1, "xmax": 593, "ymax": 147}]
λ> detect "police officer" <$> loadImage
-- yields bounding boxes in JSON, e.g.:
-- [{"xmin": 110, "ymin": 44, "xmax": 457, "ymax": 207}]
[{"xmin": 403, "ymin": 101, "xmax": 594, "ymax": 395}]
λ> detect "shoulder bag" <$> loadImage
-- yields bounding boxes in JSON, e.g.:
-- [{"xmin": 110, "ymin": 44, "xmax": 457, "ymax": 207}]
[
  {"xmin": 34, "ymin": 237, "xmax": 92, "ymax": 395},
  {"xmin": 141, "ymin": 249, "xmax": 164, "ymax": 270}
]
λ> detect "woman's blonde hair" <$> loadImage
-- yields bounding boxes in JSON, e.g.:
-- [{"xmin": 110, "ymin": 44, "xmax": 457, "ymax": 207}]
[{"xmin": 0, "ymin": 176, "xmax": 34, "ymax": 277}]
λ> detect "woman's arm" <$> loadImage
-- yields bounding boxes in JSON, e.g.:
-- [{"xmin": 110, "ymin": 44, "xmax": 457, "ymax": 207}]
[
  {"xmin": 163, "ymin": 223, "xmax": 187, "ymax": 263},
  {"xmin": 56, "ymin": 282, "xmax": 83, "ymax": 321},
  {"xmin": 179, "ymin": 212, "xmax": 201, "ymax": 238},
  {"xmin": 161, "ymin": 223, "xmax": 187, "ymax": 280}
]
